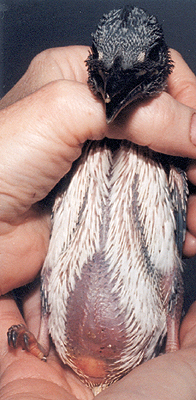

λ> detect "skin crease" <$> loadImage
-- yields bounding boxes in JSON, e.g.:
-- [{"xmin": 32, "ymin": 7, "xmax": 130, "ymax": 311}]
[{"xmin": 0, "ymin": 46, "xmax": 196, "ymax": 399}]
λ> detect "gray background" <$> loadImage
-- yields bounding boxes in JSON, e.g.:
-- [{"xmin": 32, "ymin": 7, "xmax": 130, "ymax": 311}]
[{"xmin": 0, "ymin": 0, "xmax": 196, "ymax": 312}]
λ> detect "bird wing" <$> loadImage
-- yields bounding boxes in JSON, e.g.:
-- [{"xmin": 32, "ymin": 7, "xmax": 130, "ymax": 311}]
[{"xmin": 168, "ymin": 165, "xmax": 188, "ymax": 257}]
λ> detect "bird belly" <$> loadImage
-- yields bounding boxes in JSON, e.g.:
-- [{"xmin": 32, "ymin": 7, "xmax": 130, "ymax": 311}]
[
  {"xmin": 63, "ymin": 254, "xmax": 129, "ymax": 385},
  {"xmin": 42, "ymin": 139, "xmax": 182, "ymax": 388}
]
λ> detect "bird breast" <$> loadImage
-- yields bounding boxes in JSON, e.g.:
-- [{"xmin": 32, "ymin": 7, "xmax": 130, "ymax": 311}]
[{"xmin": 41, "ymin": 139, "xmax": 180, "ymax": 388}]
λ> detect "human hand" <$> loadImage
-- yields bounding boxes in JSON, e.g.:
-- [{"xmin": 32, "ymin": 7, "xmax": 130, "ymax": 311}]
[
  {"xmin": 1, "ymin": 291, "xmax": 196, "ymax": 400},
  {"xmin": 0, "ymin": 45, "xmax": 196, "ymax": 296}
]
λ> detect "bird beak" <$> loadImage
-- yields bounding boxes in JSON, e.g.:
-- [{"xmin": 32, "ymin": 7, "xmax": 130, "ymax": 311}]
[
  {"xmin": 104, "ymin": 86, "xmax": 141, "ymax": 124},
  {"xmin": 93, "ymin": 69, "xmax": 145, "ymax": 124}
]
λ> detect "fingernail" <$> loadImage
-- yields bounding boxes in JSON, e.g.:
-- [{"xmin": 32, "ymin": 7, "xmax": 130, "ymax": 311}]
[{"xmin": 190, "ymin": 113, "xmax": 196, "ymax": 146}]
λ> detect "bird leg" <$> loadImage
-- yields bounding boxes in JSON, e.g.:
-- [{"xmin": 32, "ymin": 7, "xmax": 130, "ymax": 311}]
[
  {"xmin": 7, "ymin": 313, "xmax": 49, "ymax": 361},
  {"xmin": 7, "ymin": 323, "xmax": 47, "ymax": 360},
  {"xmin": 166, "ymin": 312, "xmax": 181, "ymax": 353},
  {"xmin": 161, "ymin": 268, "xmax": 184, "ymax": 353}
]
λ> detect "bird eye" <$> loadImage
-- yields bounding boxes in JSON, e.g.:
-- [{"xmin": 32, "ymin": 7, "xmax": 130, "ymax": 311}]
[{"xmin": 148, "ymin": 44, "xmax": 160, "ymax": 63}]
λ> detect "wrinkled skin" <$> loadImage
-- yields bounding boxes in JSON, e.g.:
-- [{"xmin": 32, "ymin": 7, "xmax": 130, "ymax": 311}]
[{"xmin": 1, "ymin": 46, "xmax": 196, "ymax": 399}]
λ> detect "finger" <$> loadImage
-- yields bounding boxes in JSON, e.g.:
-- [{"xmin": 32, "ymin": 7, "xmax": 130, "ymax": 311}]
[
  {"xmin": 186, "ymin": 195, "xmax": 196, "ymax": 238},
  {"xmin": 180, "ymin": 301, "xmax": 196, "ymax": 348},
  {"xmin": 0, "ymin": 208, "xmax": 50, "ymax": 295},
  {"xmin": 183, "ymin": 230, "xmax": 196, "ymax": 258},
  {"xmin": 0, "ymin": 46, "xmax": 89, "ymax": 109},
  {"xmin": 168, "ymin": 49, "xmax": 196, "ymax": 109},
  {"xmin": 109, "ymin": 91, "xmax": 196, "ymax": 158},
  {"xmin": 187, "ymin": 160, "xmax": 196, "ymax": 185},
  {"xmin": 0, "ymin": 79, "xmax": 106, "ymax": 225},
  {"xmin": 182, "ymin": 194, "xmax": 196, "ymax": 257}
]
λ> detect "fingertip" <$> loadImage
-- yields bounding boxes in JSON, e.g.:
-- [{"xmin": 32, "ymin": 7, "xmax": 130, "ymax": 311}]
[
  {"xmin": 183, "ymin": 231, "xmax": 196, "ymax": 258},
  {"xmin": 187, "ymin": 160, "xmax": 196, "ymax": 185},
  {"xmin": 186, "ymin": 195, "xmax": 196, "ymax": 237}
]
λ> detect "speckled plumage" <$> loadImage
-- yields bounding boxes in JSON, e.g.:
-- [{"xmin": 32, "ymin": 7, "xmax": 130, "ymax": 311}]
[
  {"xmin": 8, "ymin": 6, "xmax": 188, "ymax": 394},
  {"xmin": 40, "ymin": 138, "xmax": 187, "ymax": 391}
]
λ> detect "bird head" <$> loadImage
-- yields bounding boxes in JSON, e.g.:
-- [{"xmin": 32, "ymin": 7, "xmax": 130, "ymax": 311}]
[{"xmin": 86, "ymin": 6, "xmax": 173, "ymax": 123}]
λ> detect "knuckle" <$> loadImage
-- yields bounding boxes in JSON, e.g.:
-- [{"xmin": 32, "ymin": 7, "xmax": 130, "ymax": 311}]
[
  {"xmin": 28, "ymin": 48, "xmax": 58, "ymax": 72},
  {"xmin": 176, "ymin": 81, "xmax": 196, "ymax": 108}
]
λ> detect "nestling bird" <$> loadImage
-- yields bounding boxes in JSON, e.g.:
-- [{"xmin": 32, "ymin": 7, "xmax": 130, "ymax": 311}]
[{"xmin": 8, "ymin": 6, "xmax": 188, "ymax": 395}]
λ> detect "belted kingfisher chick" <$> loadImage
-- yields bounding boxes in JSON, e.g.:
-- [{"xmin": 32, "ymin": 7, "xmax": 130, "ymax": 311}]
[
  {"xmin": 86, "ymin": 6, "xmax": 173, "ymax": 122},
  {"xmin": 7, "ymin": 6, "xmax": 187, "ymax": 395}
]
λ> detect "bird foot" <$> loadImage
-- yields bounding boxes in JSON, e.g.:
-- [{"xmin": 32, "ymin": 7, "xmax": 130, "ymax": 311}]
[{"xmin": 7, "ymin": 324, "xmax": 47, "ymax": 361}]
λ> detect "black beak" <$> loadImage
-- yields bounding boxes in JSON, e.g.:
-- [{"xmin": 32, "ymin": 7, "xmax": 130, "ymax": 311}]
[
  {"xmin": 105, "ymin": 96, "xmax": 128, "ymax": 124},
  {"xmin": 103, "ymin": 80, "xmax": 143, "ymax": 124}
]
